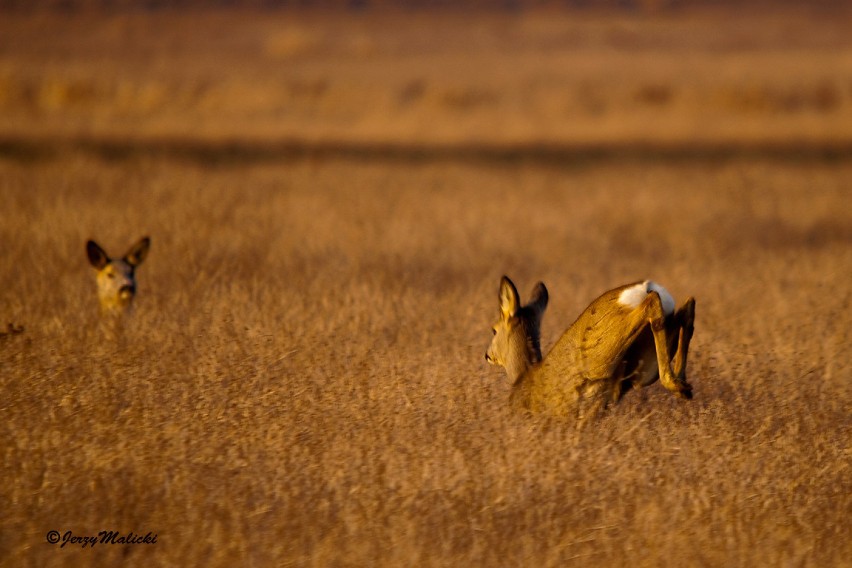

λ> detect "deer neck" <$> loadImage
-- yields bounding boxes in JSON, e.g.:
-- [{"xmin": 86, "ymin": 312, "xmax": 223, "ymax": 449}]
[{"xmin": 505, "ymin": 339, "xmax": 540, "ymax": 384}]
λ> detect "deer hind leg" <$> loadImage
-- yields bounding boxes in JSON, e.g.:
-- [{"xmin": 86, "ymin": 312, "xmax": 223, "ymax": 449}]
[
  {"xmin": 670, "ymin": 297, "xmax": 695, "ymax": 382},
  {"xmin": 578, "ymin": 362, "xmax": 644, "ymax": 428},
  {"xmin": 638, "ymin": 291, "xmax": 693, "ymax": 400},
  {"xmin": 576, "ymin": 378, "xmax": 612, "ymax": 428},
  {"xmin": 612, "ymin": 359, "xmax": 629, "ymax": 404},
  {"xmin": 611, "ymin": 357, "xmax": 647, "ymax": 404}
]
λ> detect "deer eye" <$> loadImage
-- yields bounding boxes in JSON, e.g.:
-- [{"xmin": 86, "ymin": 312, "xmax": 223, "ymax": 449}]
[{"xmin": 492, "ymin": 327, "xmax": 497, "ymax": 336}]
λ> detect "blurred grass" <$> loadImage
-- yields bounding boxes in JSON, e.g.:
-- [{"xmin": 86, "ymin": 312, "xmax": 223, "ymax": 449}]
[
  {"xmin": 1, "ymin": 7, "xmax": 851, "ymax": 567},
  {"xmin": 1, "ymin": 9, "xmax": 852, "ymax": 147},
  {"xmin": 1, "ymin": 152, "xmax": 850, "ymax": 566}
]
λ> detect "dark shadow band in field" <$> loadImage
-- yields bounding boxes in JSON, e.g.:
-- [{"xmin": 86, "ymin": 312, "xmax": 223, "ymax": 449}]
[{"xmin": 2, "ymin": 136, "xmax": 852, "ymax": 165}]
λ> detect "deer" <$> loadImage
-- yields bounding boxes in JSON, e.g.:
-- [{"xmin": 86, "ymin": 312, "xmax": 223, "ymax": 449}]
[
  {"xmin": 86, "ymin": 237, "xmax": 150, "ymax": 315},
  {"xmin": 485, "ymin": 276, "xmax": 695, "ymax": 422}
]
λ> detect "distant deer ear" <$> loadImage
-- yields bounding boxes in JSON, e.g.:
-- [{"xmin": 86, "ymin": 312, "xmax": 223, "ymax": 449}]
[
  {"xmin": 86, "ymin": 240, "xmax": 109, "ymax": 270},
  {"xmin": 527, "ymin": 282, "xmax": 549, "ymax": 317},
  {"xmin": 124, "ymin": 236, "xmax": 150, "ymax": 267},
  {"xmin": 499, "ymin": 276, "xmax": 520, "ymax": 319}
]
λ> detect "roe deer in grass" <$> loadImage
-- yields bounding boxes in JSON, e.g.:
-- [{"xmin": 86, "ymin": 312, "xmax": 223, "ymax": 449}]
[
  {"xmin": 86, "ymin": 237, "xmax": 150, "ymax": 314},
  {"xmin": 485, "ymin": 276, "xmax": 695, "ymax": 421}
]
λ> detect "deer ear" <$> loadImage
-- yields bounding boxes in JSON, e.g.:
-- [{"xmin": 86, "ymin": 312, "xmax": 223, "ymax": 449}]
[
  {"xmin": 499, "ymin": 276, "xmax": 520, "ymax": 319},
  {"xmin": 528, "ymin": 282, "xmax": 549, "ymax": 317},
  {"xmin": 124, "ymin": 236, "xmax": 150, "ymax": 267},
  {"xmin": 86, "ymin": 240, "xmax": 109, "ymax": 270}
]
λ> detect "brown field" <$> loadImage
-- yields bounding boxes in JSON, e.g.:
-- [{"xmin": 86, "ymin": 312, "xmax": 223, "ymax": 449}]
[{"xmin": 1, "ymin": 7, "xmax": 851, "ymax": 567}]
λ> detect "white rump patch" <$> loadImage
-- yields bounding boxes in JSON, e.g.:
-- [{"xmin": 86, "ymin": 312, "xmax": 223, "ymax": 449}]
[
  {"xmin": 648, "ymin": 281, "xmax": 676, "ymax": 315},
  {"xmin": 618, "ymin": 280, "xmax": 676, "ymax": 315}
]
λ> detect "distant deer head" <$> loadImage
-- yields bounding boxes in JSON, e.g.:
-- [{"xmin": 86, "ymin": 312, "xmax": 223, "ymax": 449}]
[{"xmin": 86, "ymin": 237, "xmax": 150, "ymax": 314}]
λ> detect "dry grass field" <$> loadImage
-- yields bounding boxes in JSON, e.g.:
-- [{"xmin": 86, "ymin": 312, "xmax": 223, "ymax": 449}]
[{"xmin": 1, "ymin": 6, "xmax": 851, "ymax": 567}]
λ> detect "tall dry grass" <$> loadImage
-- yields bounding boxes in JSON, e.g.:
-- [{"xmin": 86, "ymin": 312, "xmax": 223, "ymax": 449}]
[
  {"xmin": 1, "ymin": 150, "xmax": 849, "ymax": 566},
  {"xmin": 2, "ymin": 9, "xmax": 852, "ymax": 146},
  {"xmin": 1, "ymin": 7, "xmax": 851, "ymax": 567}
]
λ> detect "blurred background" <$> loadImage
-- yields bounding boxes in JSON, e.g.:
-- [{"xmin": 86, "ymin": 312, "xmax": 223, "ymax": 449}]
[{"xmin": 1, "ymin": 0, "xmax": 851, "ymax": 155}]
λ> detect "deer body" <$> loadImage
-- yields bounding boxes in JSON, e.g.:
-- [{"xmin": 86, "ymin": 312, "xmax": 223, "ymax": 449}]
[
  {"xmin": 486, "ymin": 276, "xmax": 695, "ymax": 419},
  {"xmin": 86, "ymin": 237, "xmax": 150, "ymax": 314}
]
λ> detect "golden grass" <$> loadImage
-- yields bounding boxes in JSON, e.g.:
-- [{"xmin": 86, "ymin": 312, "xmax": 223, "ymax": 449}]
[
  {"xmin": 1, "ymin": 9, "xmax": 852, "ymax": 146},
  {"xmin": 1, "ymin": 151, "xmax": 850, "ymax": 566},
  {"xmin": 1, "ymin": 7, "xmax": 851, "ymax": 567}
]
